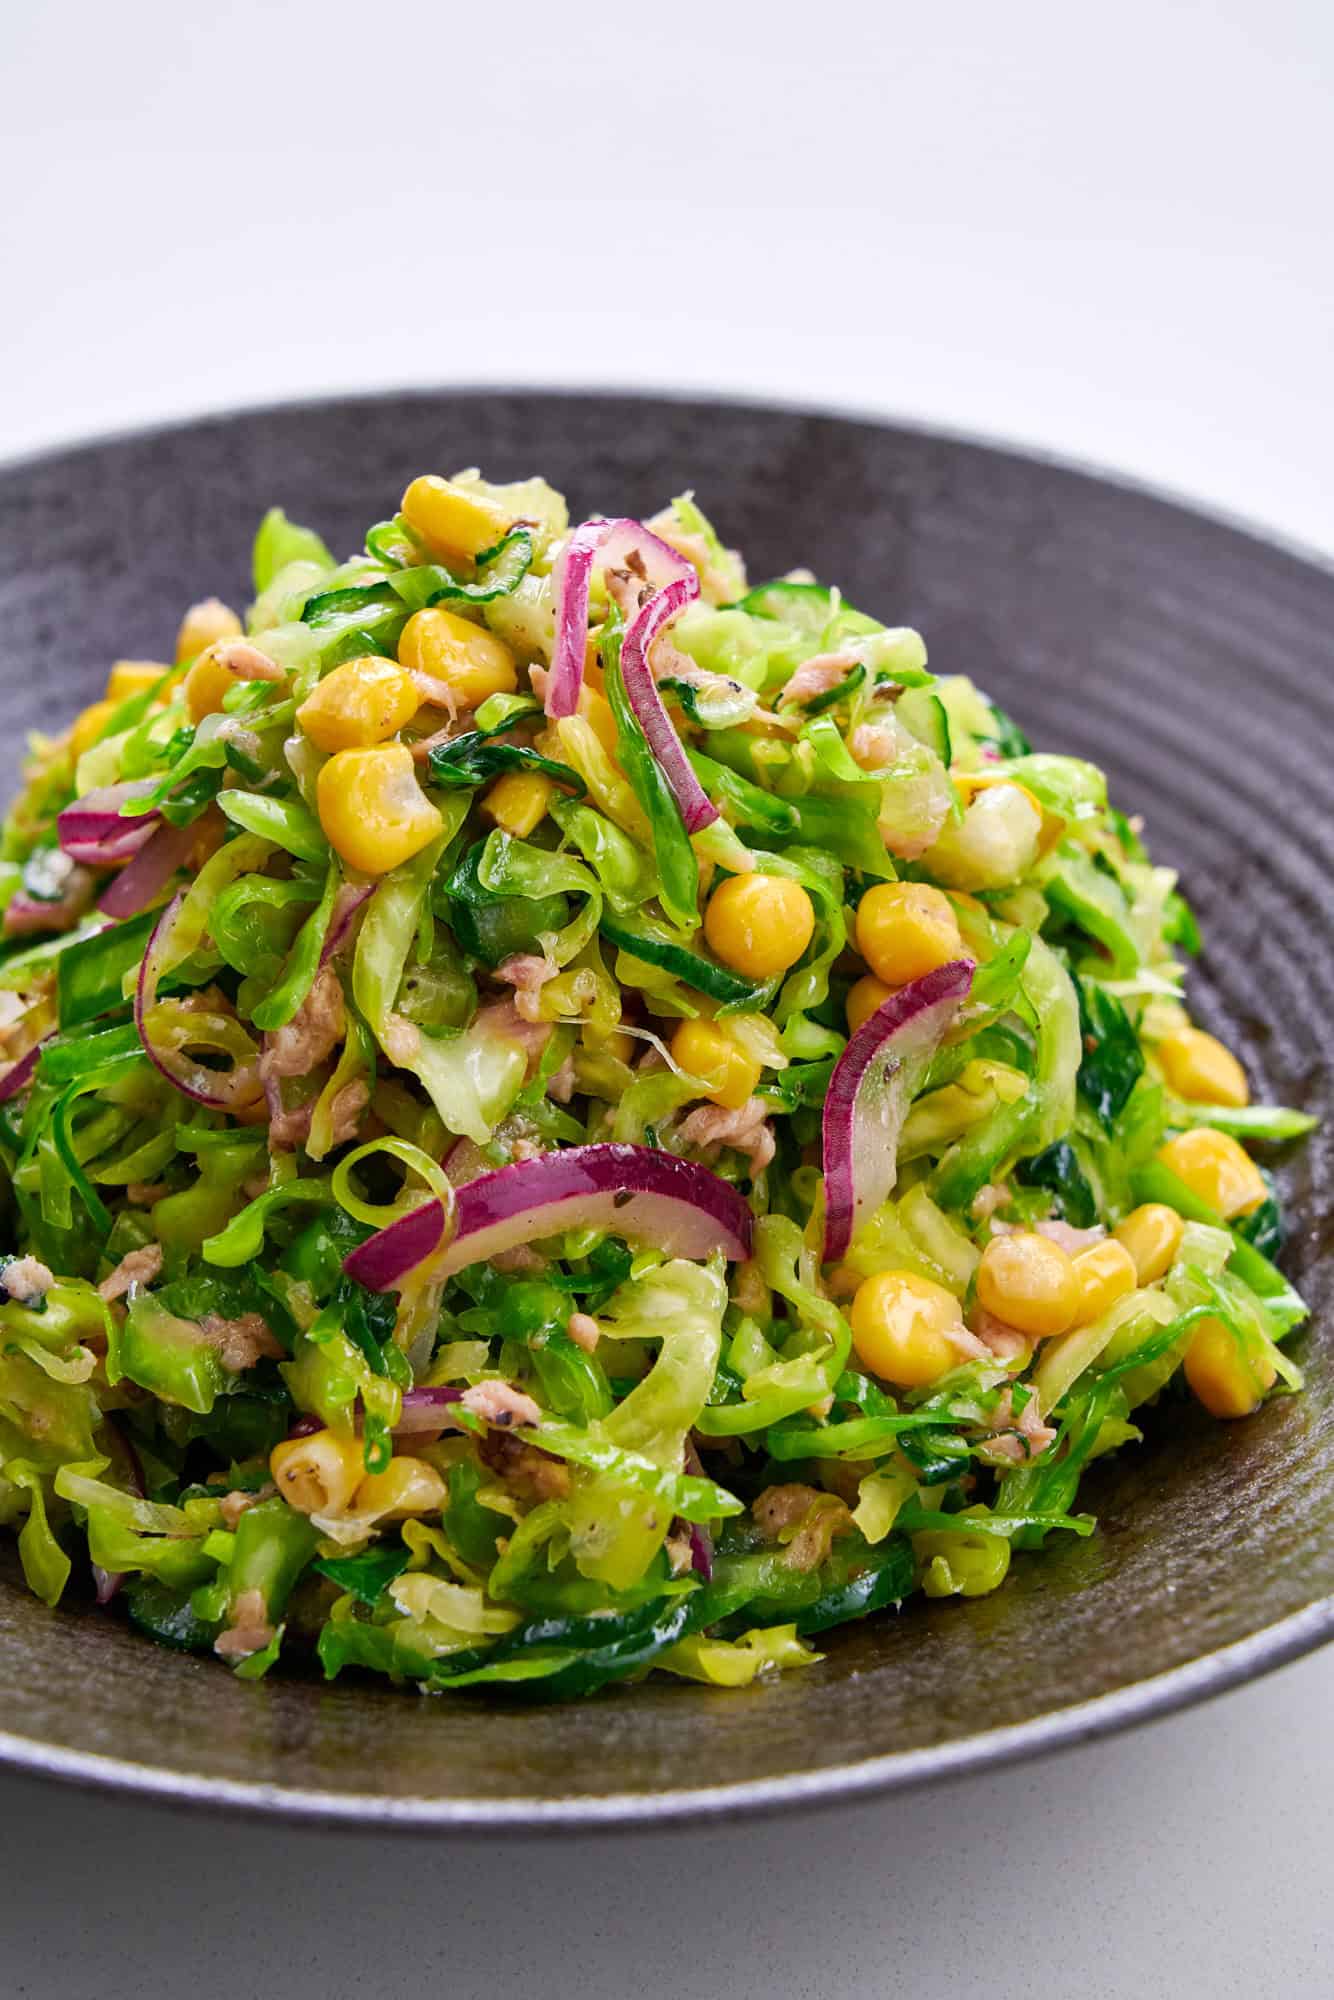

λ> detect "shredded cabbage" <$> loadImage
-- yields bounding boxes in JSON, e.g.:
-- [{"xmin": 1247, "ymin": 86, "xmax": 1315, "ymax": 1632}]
[{"xmin": 0, "ymin": 470, "xmax": 1312, "ymax": 1699}]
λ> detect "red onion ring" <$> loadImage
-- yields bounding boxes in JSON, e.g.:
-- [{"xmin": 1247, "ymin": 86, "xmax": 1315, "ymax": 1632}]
[
  {"xmin": 391, "ymin": 1385, "xmax": 466, "ymax": 1437},
  {"xmin": 546, "ymin": 517, "xmax": 696, "ymax": 720},
  {"xmin": 344, "ymin": 1143, "xmax": 754, "ymax": 1292},
  {"xmin": 821, "ymin": 959, "xmax": 975, "ymax": 1263},
  {"xmin": 687, "ymin": 1523, "xmax": 714, "ymax": 1580},
  {"xmin": 96, "ymin": 819, "xmax": 197, "ymax": 920},
  {"xmin": 0, "ymin": 1037, "xmax": 50, "ymax": 1104},
  {"xmin": 619, "ymin": 573, "xmax": 717, "ymax": 833},
  {"xmin": 319, "ymin": 881, "xmax": 376, "ymax": 968},
  {"xmin": 58, "ymin": 781, "xmax": 162, "ymax": 866},
  {"xmin": 134, "ymin": 893, "xmax": 262, "ymax": 1109}
]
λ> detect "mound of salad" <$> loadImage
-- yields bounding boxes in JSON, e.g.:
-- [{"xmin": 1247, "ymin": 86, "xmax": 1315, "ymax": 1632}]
[{"xmin": 0, "ymin": 469, "xmax": 1314, "ymax": 1699}]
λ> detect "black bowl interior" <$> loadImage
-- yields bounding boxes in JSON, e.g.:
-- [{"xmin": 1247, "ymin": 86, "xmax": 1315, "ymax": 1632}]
[{"xmin": 1, "ymin": 391, "xmax": 1331, "ymax": 1827}]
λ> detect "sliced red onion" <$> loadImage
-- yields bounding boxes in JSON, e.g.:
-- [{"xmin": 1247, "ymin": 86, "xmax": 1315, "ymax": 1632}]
[
  {"xmin": 822, "ymin": 959, "xmax": 975, "ymax": 1263},
  {"xmin": 92, "ymin": 1564, "xmax": 124, "ymax": 1606},
  {"xmin": 3, "ymin": 873, "xmax": 96, "ymax": 937},
  {"xmin": 97, "ymin": 818, "xmax": 197, "ymax": 919},
  {"xmin": 620, "ymin": 573, "xmax": 717, "ymax": 833},
  {"xmin": 392, "ymin": 1385, "xmax": 465, "ymax": 1436},
  {"xmin": 135, "ymin": 893, "xmax": 261, "ymax": 1109},
  {"xmin": 0, "ymin": 1040, "xmax": 44, "ymax": 1104},
  {"xmin": 342, "ymin": 1199, "xmax": 448, "ymax": 1291},
  {"xmin": 545, "ymin": 516, "xmax": 696, "ymax": 719},
  {"xmin": 58, "ymin": 781, "xmax": 161, "ymax": 866},
  {"xmin": 288, "ymin": 1413, "xmax": 324, "ymax": 1439},
  {"xmin": 319, "ymin": 881, "xmax": 376, "ymax": 968},
  {"xmin": 345, "ymin": 1142, "xmax": 753, "ymax": 1291},
  {"xmin": 687, "ymin": 1522, "xmax": 714, "ymax": 1580}
]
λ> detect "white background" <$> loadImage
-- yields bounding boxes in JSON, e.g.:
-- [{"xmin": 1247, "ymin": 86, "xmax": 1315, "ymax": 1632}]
[{"xmin": 3, "ymin": 3, "xmax": 1333, "ymax": 1994}]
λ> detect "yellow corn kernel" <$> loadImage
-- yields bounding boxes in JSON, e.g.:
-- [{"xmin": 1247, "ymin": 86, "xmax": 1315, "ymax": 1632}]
[
  {"xmin": 703, "ymin": 873, "xmax": 816, "ymax": 981},
  {"xmin": 69, "ymin": 698, "xmax": 119, "ymax": 761},
  {"xmin": 845, "ymin": 974, "xmax": 893, "ymax": 1035},
  {"xmin": 269, "ymin": 1428, "xmax": 364, "ymax": 1516},
  {"xmin": 297, "ymin": 655, "xmax": 419, "ymax": 753},
  {"xmin": 1183, "ymin": 1315, "xmax": 1276, "ymax": 1420},
  {"xmin": 1157, "ymin": 1027, "xmax": 1250, "ymax": 1109},
  {"xmin": 105, "ymin": 660, "xmax": 170, "ymax": 703},
  {"xmin": 316, "ymin": 742, "xmax": 443, "ymax": 876},
  {"xmin": 1070, "ymin": 1238, "xmax": 1138, "ymax": 1326},
  {"xmin": 854, "ymin": 881, "xmax": 963, "ymax": 987},
  {"xmin": 976, "ymin": 1231, "xmax": 1080, "ymax": 1340},
  {"xmin": 1157, "ymin": 1127, "xmax": 1267, "ymax": 1218},
  {"xmin": 481, "ymin": 769, "xmax": 556, "ymax": 838},
  {"xmin": 183, "ymin": 644, "xmax": 239, "ymax": 723},
  {"xmin": 175, "ymin": 596, "xmax": 242, "ymax": 665},
  {"xmin": 400, "ymin": 475, "xmax": 513, "ymax": 564},
  {"xmin": 352, "ymin": 1455, "xmax": 449, "ymax": 1519},
  {"xmin": 671, "ymin": 1017, "xmax": 763, "ymax": 1112},
  {"xmin": 850, "ymin": 1269, "xmax": 962, "ymax": 1389},
  {"xmin": 398, "ymin": 606, "xmax": 518, "ymax": 710},
  {"xmin": 1114, "ymin": 1203, "xmax": 1185, "ymax": 1284}
]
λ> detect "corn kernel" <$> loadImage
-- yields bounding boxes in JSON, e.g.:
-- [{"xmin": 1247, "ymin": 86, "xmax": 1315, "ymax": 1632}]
[
  {"xmin": 855, "ymin": 881, "xmax": 963, "ymax": 987},
  {"xmin": 183, "ymin": 644, "xmax": 239, "ymax": 723},
  {"xmin": 269, "ymin": 1428, "xmax": 364, "ymax": 1516},
  {"xmin": 69, "ymin": 698, "xmax": 119, "ymax": 761},
  {"xmin": 671, "ymin": 1017, "xmax": 763, "ymax": 1112},
  {"xmin": 1070, "ymin": 1238, "xmax": 1138, "ymax": 1326},
  {"xmin": 1183, "ymin": 1315, "xmax": 1276, "ymax": 1420},
  {"xmin": 850, "ymin": 1269, "xmax": 962, "ymax": 1388},
  {"xmin": 1157, "ymin": 1027, "xmax": 1250, "ymax": 1108},
  {"xmin": 398, "ymin": 606, "xmax": 518, "ymax": 710},
  {"xmin": 1114, "ymin": 1203, "xmax": 1184, "ymax": 1284},
  {"xmin": 316, "ymin": 742, "xmax": 443, "ymax": 876},
  {"xmin": 400, "ymin": 475, "xmax": 513, "ymax": 564},
  {"xmin": 481, "ymin": 769, "xmax": 556, "ymax": 838},
  {"xmin": 976, "ymin": 1231, "xmax": 1080, "ymax": 1339},
  {"xmin": 703, "ymin": 874, "xmax": 816, "ymax": 981},
  {"xmin": 297, "ymin": 655, "xmax": 419, "ymax": 753},
  {"xmin": 352, "ymin": 1455, "xmax": 448, "ymax": 1519},
  {"xmin": 1157, "ymin": 1127, "xmax": 1267, "ymax": 1219},
  {"xmin": 175, "ymin": 596, "xmax": 242, "ymax": 665},
  {"xmin": 846, "ymin": 973, "xmax": 893, "ymax": 1035},
  {"xmin": 105, "ymin": 660, "xmax": 170, "ymax": 703}
]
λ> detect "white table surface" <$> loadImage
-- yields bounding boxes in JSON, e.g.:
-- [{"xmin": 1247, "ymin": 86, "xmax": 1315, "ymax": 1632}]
[{"xmin": 3, "ymin": 3, "xmax": 1332, "ymax": 1993}]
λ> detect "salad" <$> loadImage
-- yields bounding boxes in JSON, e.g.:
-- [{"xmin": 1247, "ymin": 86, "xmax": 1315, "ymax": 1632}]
[{"xmin": 0, "ymin": 469, "xmax": 1314, "ymax": 1700}]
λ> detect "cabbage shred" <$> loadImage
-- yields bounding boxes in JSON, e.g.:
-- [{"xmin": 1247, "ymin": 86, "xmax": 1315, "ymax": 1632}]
[{"xmin": 0, "ymin": 475, "xmax": 1313, "ymax": 1698}]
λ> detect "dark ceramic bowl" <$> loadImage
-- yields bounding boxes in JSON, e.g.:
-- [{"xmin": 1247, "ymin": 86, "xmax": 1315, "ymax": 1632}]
[{"xmin": 1, "ymin": 391, "xmax": 1331, "ymax": 1828}]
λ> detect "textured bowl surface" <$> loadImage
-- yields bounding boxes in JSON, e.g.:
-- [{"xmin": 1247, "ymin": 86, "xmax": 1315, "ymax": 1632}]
[{"xmin": 1, "ymin": 391, "xmax": 1331, "ymax": 1828}]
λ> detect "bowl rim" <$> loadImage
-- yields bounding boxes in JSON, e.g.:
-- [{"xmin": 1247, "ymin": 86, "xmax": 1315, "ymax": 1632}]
[
  {"xmin": 2, "ymin": 1596, "xmax": 1331, "ymax": 1832},
  {"xmin": 1, "ymin": 382, "xmax": 1330, "ymax": 1832},
  {"xmin": 3, "ymin": 378, "xmax": 1332, "ymax": 588}
]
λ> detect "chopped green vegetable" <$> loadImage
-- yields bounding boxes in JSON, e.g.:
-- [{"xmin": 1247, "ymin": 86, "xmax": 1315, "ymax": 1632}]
[{"xmin": 0, "ymin": 459, "xmax": 1311, "ymax": 1706}]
